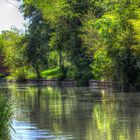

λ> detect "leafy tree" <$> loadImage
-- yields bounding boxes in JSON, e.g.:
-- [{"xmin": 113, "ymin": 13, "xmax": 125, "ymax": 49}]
[
  {"xmin": 95, "ymin": 0, "xmax": 140, "ymax": 88},
  {"xmin": 0, "ymin": 29, "xmax": 27, "ymax": 80},
  {"xmin": 21, "ymin": 0, "xmax": 93, "ymax": 83},
  {"xmin": 21, "ymin": 5, "xmax": 52, "ymax": 78}
]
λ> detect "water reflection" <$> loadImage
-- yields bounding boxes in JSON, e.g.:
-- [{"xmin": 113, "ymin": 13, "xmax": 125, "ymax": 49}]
[{"xmin": 0, "ymin": 84, "xmax": 140, "ymax": 140}]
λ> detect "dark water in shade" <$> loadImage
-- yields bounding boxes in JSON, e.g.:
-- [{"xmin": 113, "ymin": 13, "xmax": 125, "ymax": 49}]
[{"xmin": 0, "ymin": 84, "xmax": 140, "ymax": 140}]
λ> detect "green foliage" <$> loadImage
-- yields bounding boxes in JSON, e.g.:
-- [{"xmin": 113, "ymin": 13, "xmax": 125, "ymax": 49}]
[
  {"xmin": 7, "ymin": 66, "xmax": 30, "ymax": 81},
  {"xmin": 22, "ymin": 5, "xmax": 52, "ymax": 78},
  {"xmin": 0, "ymin": 30, "xmax": 27, "ymax": 73},
  {"xmin": 0, "ymin": 0, "xmax": 140, "ymax": 88},
  {"xmin": 91, "ymin": 48, "xmax": 113, "ymax": 80},
  {"xmin": 0, "ymin": 95, "xmax": 14, "ymax": 139},
  {"xmin": 0, "ymin": 74, "xmax": 5, "ymax": 78}
]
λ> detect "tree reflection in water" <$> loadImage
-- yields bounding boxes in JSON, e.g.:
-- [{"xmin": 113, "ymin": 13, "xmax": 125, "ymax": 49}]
[{"xmin": 1, "ymin": 84, "xmax": 140, "ymax": 140}]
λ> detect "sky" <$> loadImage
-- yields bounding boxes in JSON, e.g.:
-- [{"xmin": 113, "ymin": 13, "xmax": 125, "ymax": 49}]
[{"xmin": 0, "ymin": 0, "xmax": 25, "ymax": 32}]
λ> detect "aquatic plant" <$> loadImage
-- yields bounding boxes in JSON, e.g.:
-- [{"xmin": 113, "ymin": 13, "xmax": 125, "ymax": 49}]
[{"xmin": 0, "ymin": 95, "xmax": 13, "ymax": 139}]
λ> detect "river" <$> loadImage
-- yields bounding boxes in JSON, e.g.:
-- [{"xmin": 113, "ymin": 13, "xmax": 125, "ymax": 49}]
[{"xmin": 0, "ymin": 84, "xmax": 140, "ymax": 140}]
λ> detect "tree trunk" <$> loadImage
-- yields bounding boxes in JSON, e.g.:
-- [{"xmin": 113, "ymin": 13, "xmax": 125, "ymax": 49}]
[{"xmin": 35, "ymin": 64, "xmax": 41, "ymax": 79}]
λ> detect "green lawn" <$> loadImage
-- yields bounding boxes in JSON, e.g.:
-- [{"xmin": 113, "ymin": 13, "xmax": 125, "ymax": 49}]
[
  {"xmin": 27, "ymin": 67, "xmax": 62, "ymax": 79},
  {"xmin": 41, "ymin": 68, "xmax": 62, "ymax": 79}
]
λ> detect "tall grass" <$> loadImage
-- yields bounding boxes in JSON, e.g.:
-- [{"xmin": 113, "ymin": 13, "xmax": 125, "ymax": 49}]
[{"xmin": 0, "ymin": 95, "xmax": 14, "ymax": 139}]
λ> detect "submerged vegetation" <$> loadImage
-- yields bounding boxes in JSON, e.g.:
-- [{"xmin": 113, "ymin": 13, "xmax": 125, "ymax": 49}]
[
  {"xmin": 0, "ymin": 0, "xmax": 140, "ymax": 89},
  {"xmin": 0, "ymin": 95, "xmax": 13, "ymax": 139}
]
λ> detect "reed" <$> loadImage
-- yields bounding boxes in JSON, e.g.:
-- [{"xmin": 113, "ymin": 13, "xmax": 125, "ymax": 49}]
[{"xmin": 0, "ymin": 95, "xmax": 14, "ymax": 139}]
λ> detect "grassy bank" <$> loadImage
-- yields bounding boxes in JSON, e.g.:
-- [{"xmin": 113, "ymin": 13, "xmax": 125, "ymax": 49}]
[
  {"xmin": 5, "ymin": 67, "xmax": 62, "ymax": 81},
  {"xmin": 28, "ymin": 67, "xmax": 62, "ymax": 79}
]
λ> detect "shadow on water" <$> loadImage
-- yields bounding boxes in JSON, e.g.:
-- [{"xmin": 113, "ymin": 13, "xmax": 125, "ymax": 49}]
[{"xmin": 0, "ymin": 84, "xmax": 140, "ymax": 140}]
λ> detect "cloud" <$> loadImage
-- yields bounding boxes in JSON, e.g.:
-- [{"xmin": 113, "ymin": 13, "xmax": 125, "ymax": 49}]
[{"xmin": 0, "ymin": 0, "xmax": 25, "ymax": 32}]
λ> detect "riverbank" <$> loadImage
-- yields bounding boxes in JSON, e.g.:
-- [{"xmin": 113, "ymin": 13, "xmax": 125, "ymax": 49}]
[{"xmin": 0, "ymin": 79, "xmax": 124, "ymax": 91}]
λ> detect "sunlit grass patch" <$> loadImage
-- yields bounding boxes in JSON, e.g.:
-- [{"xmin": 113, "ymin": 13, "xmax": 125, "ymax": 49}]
[
  {"xmin": 26, "ymin": 67, "xmax": 62, "ymax": 79},
  {"xmin": 41, "ymin": 68, "xmax": 62, "ymax": 79}
]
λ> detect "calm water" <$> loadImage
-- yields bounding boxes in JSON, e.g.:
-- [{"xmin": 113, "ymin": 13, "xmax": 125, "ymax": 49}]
[{"xmin": 0, "ymin": 84, "xmax": 140, "ymax": 140}]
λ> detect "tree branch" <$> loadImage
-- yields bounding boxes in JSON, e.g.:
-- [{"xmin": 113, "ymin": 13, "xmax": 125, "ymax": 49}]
[{"xmin": 4, "ymin": 0, "xmax": 19, "ymax": 9}]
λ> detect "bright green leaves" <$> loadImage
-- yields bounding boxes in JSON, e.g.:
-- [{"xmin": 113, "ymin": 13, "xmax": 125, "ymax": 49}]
[
  {"xmin": 0, "ymin": 30, "xmax": 27, "ymax": 80},
  {"xmin": 91, "ymin": 48, "xmax": 113, "ymax": 80},
  {"xmin": 1, "ymin": 30, "xmax": 25, "ymax": 68},
  {"xmin": 80, "ymin": 0, "xmax": 140, "ymax": 84},
  {"xmin": 22, "ymin": 0, "xmax": 70, "ymax": 25}
]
